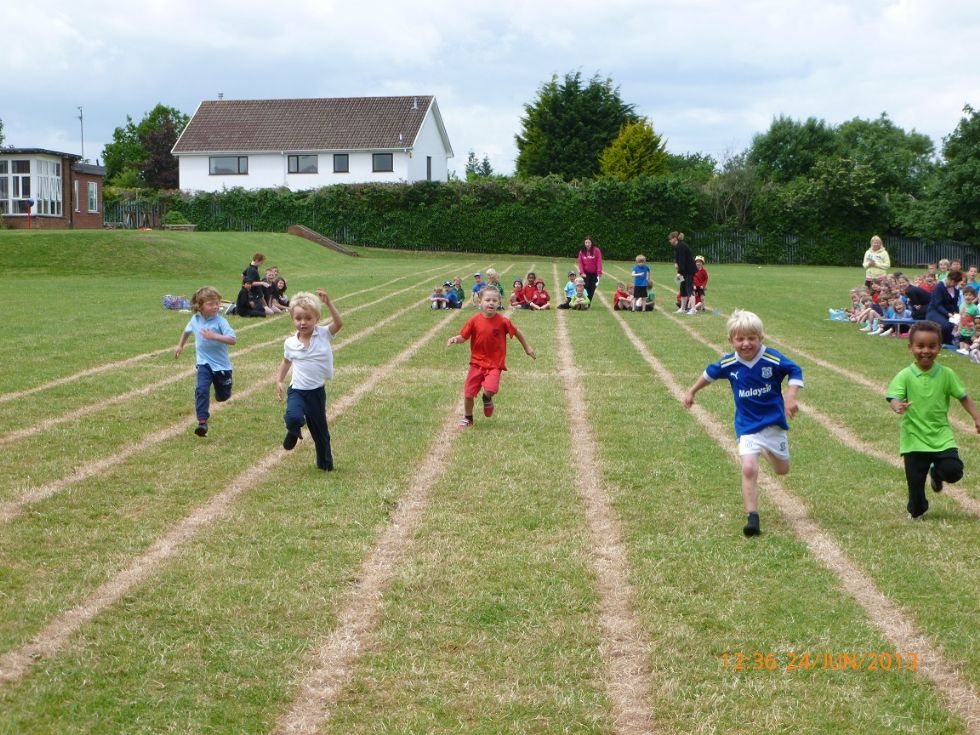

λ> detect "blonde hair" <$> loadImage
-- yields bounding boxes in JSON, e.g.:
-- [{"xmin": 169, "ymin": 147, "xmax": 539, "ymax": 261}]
[
  {"xmin": 636, "ymin": 254, "xmax": 646, "ymax": 263},
  {"xmin": 485, "ymin": 267, "xmax": 498, "ymax": 280},
  {"xmin": 870, "ymin": 235, "xmax": 883, "ymax": 247},
  {"xmin": 289, "ymin": 291, "xmax": 322, "ymax": 319},
  {"xmin": 726, "ymin": 309, "xmax": 765, "ymax": 340},
  {"xmin": 191, "ymin": 286, "xmax": 222, "ymax": 313}
]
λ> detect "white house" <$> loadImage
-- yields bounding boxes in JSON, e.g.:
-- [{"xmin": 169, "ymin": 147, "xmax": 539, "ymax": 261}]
[{"xmin": 172, "ymin": 95, "xmax": 453, "ymax": 192}]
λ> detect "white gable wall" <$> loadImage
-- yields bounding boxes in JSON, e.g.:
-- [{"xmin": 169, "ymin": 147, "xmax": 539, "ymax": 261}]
[{"xmin": 407, "ymin": 111, "xmax": 450, "ymax": 182}]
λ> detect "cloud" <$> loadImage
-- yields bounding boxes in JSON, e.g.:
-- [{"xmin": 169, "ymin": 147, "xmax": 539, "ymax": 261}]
[{"xmin": 4, "ymin": 0, "xmax": 978, "ymax": 175}]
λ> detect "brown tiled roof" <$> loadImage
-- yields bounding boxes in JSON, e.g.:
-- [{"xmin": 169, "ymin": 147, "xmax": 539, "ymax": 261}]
[{"xmin": 172, "ymin": 96, "xmax": 435, "ymax": 153}]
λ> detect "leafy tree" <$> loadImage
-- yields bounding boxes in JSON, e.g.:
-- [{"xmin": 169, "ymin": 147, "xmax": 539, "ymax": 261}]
[
  {"xmin": 515, "ymin": 71, "xmax": 638, "ymax": 180},
  {"xmin": 598, "ymin": 119, "xmax": 668, "ymax": 180},
  {"xmin": 464, "ymin": 150, "xmax": 494, "ymax": 180},
  {"xmin": 102, "ymin": 104, "xmax": 188, "ymax": 188},
  {"xmin": 748, "ymin": 115, "xmax": 836, "ymax": 183},
  {"xmin": 0, "ymin": 117, "xmax": 4, "ymax": 146},
  {"xmin": 705, "ymin": 152, "xmax": 757, "ymax": 228},
  {"xmin": 834, "ymin": 113, "xmax": 934, "ymax": 197},
  {"xmin": 933, "ymin": 105, "xmax": 980, "ymax": 242},
  {"xmin": 665, "ymin": 152, "xmax": 717, "ymax": 184}
]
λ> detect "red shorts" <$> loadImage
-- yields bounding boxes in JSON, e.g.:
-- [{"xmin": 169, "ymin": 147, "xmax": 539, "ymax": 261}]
[{"xmin": 464, "ymin": 365, "xmax": 502, "ymax": 398}]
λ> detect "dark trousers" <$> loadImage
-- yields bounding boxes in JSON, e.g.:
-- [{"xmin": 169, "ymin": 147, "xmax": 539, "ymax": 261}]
[
  {"xmin": 903, "ymin": 448, "xmax": 963, "ymax": 517},
  {"xmin": 583, "ymin": 273, "xmax": 598, "ymax": 300},
  {"xmin": 285, "ymin": 386, "xmax": 333, "ymax": 469},
  {"xmin": 195, "ymin": 365, "xmax": 233, "ymax": 421}
]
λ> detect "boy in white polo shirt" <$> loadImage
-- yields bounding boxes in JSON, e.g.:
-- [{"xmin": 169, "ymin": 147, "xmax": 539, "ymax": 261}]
[{"xmin": 275, "ymin": 289, "xmax": 343, "ymax": 471}]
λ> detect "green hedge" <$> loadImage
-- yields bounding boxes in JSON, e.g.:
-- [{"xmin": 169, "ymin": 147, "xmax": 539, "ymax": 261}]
[
  {"xmin": 161, "ymin": 175, "xmax": 708, "ymax": 261},
  {"xmin": 107, "ymin": 177, "xmax": 971, "ymax": 266}
]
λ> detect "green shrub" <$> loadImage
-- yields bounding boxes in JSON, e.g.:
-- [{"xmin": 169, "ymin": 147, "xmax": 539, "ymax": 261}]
[{"xmin": 161, "ymin": 210, "xmax": 190, "ymax": 225}]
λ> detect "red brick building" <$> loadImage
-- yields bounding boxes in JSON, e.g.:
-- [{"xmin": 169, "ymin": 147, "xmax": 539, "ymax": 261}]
[{"xmin": 0, "ymin": 148, "xmax": 106, "ymax": 230}]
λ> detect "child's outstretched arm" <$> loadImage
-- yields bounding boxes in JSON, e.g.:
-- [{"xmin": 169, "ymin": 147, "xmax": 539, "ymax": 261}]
[
  {"xmin": 684, "ymin": 376, "xmax": 711, "ymax": 408},
  {"xmin": 317, "ymin": 289, "xmax": 343, "ymax": 335},
  {"xmin": 275, "ymin": 358, "xmax": 292, "ymax": 401},
  {"xmin": 784, "ymin": 384, "xmax": 800, "ymax": 419},
  {"xmin": 958, "ymin": 395, "xmax": 980, "ymax": 433},
  {"xmin": 513, "ymin": 327, "xmax": 536, "ymax": 360},
  {"xmin": 174, "ymin": 331, "xmax": 190, "ymax": 359},
  {"xmin": 447, "ymin": 334, "xmax": 466, "ymax": 347}
]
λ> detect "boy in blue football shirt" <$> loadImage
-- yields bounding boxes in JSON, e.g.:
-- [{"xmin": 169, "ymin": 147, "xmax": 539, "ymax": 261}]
[{"xmin": 684, "ymin": 310, "xmax": 804, "ymax": 536}]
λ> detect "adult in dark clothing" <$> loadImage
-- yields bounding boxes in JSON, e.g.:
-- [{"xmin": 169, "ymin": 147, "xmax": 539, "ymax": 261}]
[
  {"xmin": 926, "ymin": 270, "xmax": 963, "ymax": 345},
  {"xmin": 577, "ymin": 236, "xmax": 603, "ymax": 301},
  {"xmin": 236, "ymin": 252, "xmax": 271, "ymax": 317},
  {"xmin": 670, "ymin": 231, "xmax": 697, "ymax": 314},
  {"xmin": 903, "ymin": 282, "xmax": 931, "ymax": 320}
]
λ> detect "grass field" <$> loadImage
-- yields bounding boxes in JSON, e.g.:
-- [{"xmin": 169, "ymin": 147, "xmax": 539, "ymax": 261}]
[{"xmin": 0, "ymin": 229, "xmax": 977, "ymax": 734}]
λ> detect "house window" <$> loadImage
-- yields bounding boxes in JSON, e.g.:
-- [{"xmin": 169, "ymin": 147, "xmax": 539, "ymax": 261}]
[
  {"xmin": 333, "ymin": 154, "xmax": 349, "ymax": 173},
  {"xmin": 0, "ymin": 161, "xmax": 7, "ymax": 214},
  {"xmin": 427, "ymin": 156, "xmax": 432, "ymax": 181},
  {"xmin": 288, "ymin": 155, "xmax": 318, "ymax": 174},
  {"xmin": 209, "ymin": 156, "xmax": 248, "ymax": 175},
  {"xmin": 37, "ymin": 159, "xmax": 63, "ymax": 216},
  {"xmin": 11, "ymin": 160, "xmax": 32, "ymax": 214},
  {"xmin": 74, "ymin": 180, "xmax": 80, "ymax": 212},
  {"xmin": 372, "ymin": 153, "xmax": 393, "ymax": 172},
  {"xmin": 88, "ymin": 182, "xmax": 99, "ymax": 213}
]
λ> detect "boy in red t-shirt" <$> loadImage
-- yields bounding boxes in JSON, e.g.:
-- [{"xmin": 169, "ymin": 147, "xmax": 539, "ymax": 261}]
[{"xmin": 447, "ymin": 287, "xmax": 536, "ymax": 427}]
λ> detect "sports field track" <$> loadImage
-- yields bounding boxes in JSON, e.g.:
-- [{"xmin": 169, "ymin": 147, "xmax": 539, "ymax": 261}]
[{"xmin": 0, "ymin": 230, "xmax": 977, "ymax": 734}]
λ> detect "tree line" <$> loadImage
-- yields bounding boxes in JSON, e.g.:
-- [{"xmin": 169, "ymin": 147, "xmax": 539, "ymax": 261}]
[{"xmin": 96, "ymin": 72, "xmax": 980, "ymax": 245}]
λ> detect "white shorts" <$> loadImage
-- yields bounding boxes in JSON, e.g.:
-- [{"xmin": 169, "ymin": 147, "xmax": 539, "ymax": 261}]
[{"xmin": 738, "ymin": 426, "xmax": 789, "ymax": 460}]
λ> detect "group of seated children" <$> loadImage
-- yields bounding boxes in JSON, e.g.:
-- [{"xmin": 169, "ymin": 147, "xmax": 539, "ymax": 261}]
[
  {"xmin": 431, "ymin": 277, "xmax": 464, "ymax": 309},
  {"xmin": 842, "ymin": 259, "xmax": 980, "ymax": 353},
  {"xmin": 433, "ymin": 269, "xmax": 592, "ymax": 311},
  {"xmin": 235, "ymin": 252, "xmax": 289, "ymax": 317},
  {"xmin": 510, "ymin": 272, "xmax": 553, "ymax": 310}
]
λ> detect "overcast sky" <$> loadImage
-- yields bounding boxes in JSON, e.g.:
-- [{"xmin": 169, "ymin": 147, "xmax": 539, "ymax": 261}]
[{"xmin": 4, "ymin": 0, "xmax": 978, "ymax": 177}]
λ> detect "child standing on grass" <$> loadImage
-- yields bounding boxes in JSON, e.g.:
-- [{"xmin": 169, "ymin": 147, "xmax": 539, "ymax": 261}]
[
  {"xmin": 174, "ymin": 287, "xmax": 237, "ymax": 437},
  {"xmin": 275, "ymin": 289, "xmax": 343, "ymax": 471},
  {"xmin": 693, "ymin": 255, "xmax": 709, "ymax": 311},
  {"xmin": 631, "ymin": 255, "xmax": 651, "ymax": 312},
  {"xmin": 684, "ymin": 310, "xmax": 804, "ymax": 537},
  {"xmin": 886, "ymin": 320, "xmax": 980, "ymax": 520},
  {"xmin": 447, "ymin": 287, "xmax": 535, "ymax": 428}
]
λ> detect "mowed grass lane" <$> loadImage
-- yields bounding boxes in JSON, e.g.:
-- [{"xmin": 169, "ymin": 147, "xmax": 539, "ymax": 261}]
[{"xmin": 321, "ymin": 287, "xmax": 617, "ymax": 734}]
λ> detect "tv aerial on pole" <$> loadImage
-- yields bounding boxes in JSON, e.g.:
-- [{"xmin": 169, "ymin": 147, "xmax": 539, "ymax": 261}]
[{"xmin": 77, "ymin": 106, "xmax": 84, "ymax": 160}]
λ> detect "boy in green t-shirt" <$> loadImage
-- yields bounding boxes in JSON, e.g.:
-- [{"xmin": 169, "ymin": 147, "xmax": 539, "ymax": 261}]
[{"xmin": 886, "ymin": 320, "xmax": 980, "ymax": 519}]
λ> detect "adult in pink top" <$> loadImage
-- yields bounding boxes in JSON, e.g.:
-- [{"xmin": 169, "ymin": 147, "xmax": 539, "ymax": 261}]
[{"xmin": 577, "ymin": 236, "xmax": 603, "ymax": 301}]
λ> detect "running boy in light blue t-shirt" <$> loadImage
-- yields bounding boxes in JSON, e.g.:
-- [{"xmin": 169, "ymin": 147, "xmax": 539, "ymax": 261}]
[{"xmin": 175, "ymin": 286, "xmax": 237, "ymax": 437}]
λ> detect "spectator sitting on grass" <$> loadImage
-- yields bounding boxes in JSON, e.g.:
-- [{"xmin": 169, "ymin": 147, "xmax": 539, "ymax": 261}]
[
  {"xmin": 470, "ymin": 272, "xmax": 486, "ymax": 307},
  {"xmin": 569, "ymin": 278, "xmax": 591, "ymax": 310},
  {"xmin": 927, "ymin": 269, "xmax": 964, "ymax": 345},
  {"xmin": 528, "ymin": 280, "xmax": 551, "ymax": 310},
  {"xmin": 957, "ymin": 286, "xmax": 978, "ymax": 353},
  {"xmin": 557, "ymin": 271, "xmax": 577, "ymax": 310},
  {"xmin": 510, "ymin": 279, "xmax": 528, "ymax": 309},
  {"xmin": 444, "ymin": 281, "xmax": 462, "ymax": 309}
]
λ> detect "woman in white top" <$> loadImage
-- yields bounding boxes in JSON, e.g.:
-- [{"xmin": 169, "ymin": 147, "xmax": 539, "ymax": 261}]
[{"xmin": 863, "ymin": 235, "xmax": 891, "ymax": 285}]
